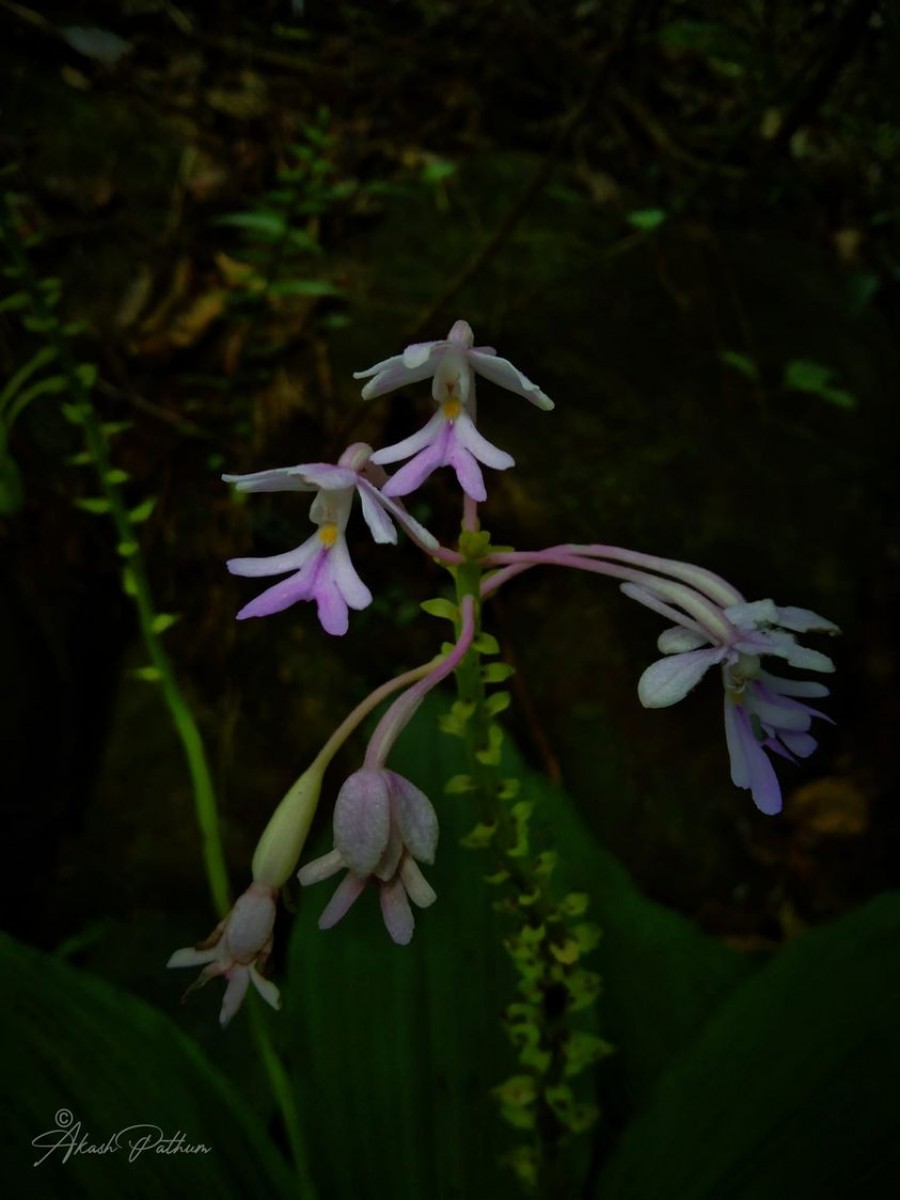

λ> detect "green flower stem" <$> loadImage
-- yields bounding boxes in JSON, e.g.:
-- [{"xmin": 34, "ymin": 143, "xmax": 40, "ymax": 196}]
[
  {"xmin": 10, "ymin": 242, "xmax": 231, "ymax": 917},
  {"xmin": 4, "ymin": 212, "xmax": 316, "ymax": 1193}
]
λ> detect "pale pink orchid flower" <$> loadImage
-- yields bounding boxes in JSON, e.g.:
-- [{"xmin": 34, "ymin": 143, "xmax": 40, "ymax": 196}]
[{"xmin": 167, "ymin": 883, "xmax": 280, "ymax": 1027}]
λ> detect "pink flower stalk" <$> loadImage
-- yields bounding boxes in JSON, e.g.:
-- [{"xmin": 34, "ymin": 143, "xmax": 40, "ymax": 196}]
[
  {"xmin": 167, "ymin": 883, "xmax": 280, "ymax": 1027},
  {"xmin": 355, "ymin": 319, "xmax": 552, "ymax": 501},
  {"xmin": 633, "ymin": 593, "xmax": 838, "ymax": 814},
  {"xmin": 298, "ymin": 769, "xmax": 438, "ymax": 945},
  {"xmin": 224, "ymin": 443, "xmax": 437, "ymax": 635}
]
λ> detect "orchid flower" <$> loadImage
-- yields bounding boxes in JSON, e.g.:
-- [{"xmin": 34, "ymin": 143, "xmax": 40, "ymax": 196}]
[
  {"xmin": 297, "ymin": 768, "xmax": 438, "ymax": 945},
  {"xmin": 355, "ymin": 319, "xmax": 552, "ymax": 501},
  {"xmin": 224, "ymin": 442, "xmax": 436, "ymax": 635},
  {"xmin": 353, "ymin": 318, "xmax": 554, "ymax": 410},
  {"xmin": 633, "ymin": 593, "xmax": 838, "ymax": 814},
  {"xmin": 167, "ymin": 883, "xmax": 280, "ymax": 1027}
]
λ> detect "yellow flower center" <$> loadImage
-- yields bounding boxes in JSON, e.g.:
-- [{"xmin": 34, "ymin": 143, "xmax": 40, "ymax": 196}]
[
  {"xmin": 442, "ymin": 398, "xmax": 462, "ymax": 420},
  {"xmin": 318, "ymin": 522, "xmax": 338, "ymax": 547}
]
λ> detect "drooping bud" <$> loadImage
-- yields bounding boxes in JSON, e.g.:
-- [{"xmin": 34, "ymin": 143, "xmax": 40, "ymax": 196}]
[{"xmin": 252, "ymin": 764, "xmax": 325, "ymax": 889}]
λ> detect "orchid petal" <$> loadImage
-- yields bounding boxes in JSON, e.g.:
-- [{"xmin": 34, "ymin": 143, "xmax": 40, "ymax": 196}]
[
  {"xmin": 167, "ymin": 946, "xmax": 219, "ymax": 969},
  {"xmin": 454, "ymin": 410, "xmax": 515, "ymax": 469},
  {"xmin": 356, "ymin": 480, "xmax": 398, "ymax": 544},
  {"xmin": 724, "ymin": 700, "xmax": 782, "ymax": 814},
  {"xmin": 295, "ymin": 464, "xmax": 358, "ymax": 491},
  {"xmin": 400, "ymin": 856, "xmax": 437, "ymax": 908},
  {"xmin": 318, "ymin": 872, "xmax": 366, "ymax": 929},
  {"xmin": 724, "ymin": 599, "xmax": 779, "ymax": 628},
  {"xmin": 334, "ymin": 771, "xmax": 391, "ymax": 875},
  {"xmin": 248, "ymin": 966, "xmax": 282, "ymax": 1012},
  {"xmin": 758, "ymin": 671, "xmax": 830, "ymax": 699},
  {"xmin": 381, "ymin": 441, "xmax": 445, "ymax": 498},
  {"xmin": 468, "ymin": 350, "xmax": 553, "ymax": 410},
  {"xmin": 227, "ymin": 535, "xmax": 320, "ymax": 578},
  {"xmin": 364, "ymin": 483, "xmax": 439, "ymax": 551},
  {"xmin": 402, "ymin": 341, "xmax": 441, "ymax": 369},
  {"xmin": 637, "ymin": 646, "xmax": 724, "ymax": 708},
  {"xmin": 447, "ymin": 443, "xmax": 487, "ymax": 501},
  {"xmin": 657, "ymin": 626, "xmax": 709, "ymax": 654},
  {"xmin": 379, "ymin": 876, "xmax": 415, "ymax": 945},
  {"xmin": 297, "ymin": 848, "xmax": 345, "ymax": 886},
  {"xmin": 387, "ymin": 772, "xmax": 439, "ymax": 864},
  {"xmin": 750, "ymin": 694, "xmax": 813, "ymax": 732},
  {"xmin": 370, "ymin": 411, "xmax": 445, "ymax": 466},
  {"xmin": 222, "ymin": 467, "xmax": 315, "ymax": 493},
  {"xmin": 235, "ymin": 566, "xmax": 317, "ymax": 620},
  {"xmin": 218, "ymin": 967, "xmax": 251, "ymax": 1028},
  {"xmin": 327, "ymin": 537, "xmax": 373, "ymax": 611},
  {"xmin": 774, "ymin": 606, "xmax": 840, "ymax": 635},
  {"xmin": 779, "ymin": 731, "xmax": 818, "ymax": 758}
]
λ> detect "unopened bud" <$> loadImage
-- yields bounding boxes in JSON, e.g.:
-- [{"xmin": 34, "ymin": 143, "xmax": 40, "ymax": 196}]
[{"xmin": 252, "ymin": 765, "xmax": 324, "ymax": 888}]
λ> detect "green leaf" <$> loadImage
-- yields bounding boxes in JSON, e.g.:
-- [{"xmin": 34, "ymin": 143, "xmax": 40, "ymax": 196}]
[
  {"xmin": 0, "ymin": 934, "xmax": 301, "ymax": 1200},
  {"xmin": 151, "ymin": 613, "xmax": 180, "ymax": 634},
  {"xmin": 596, "ymin": 894, "xmax": 900, "ymax": 1199},
  {"xmin": 286, "ymin": 700, "xmax": 524, "ymax": 1200},
  {"xmin": 783, "ymin": 360, "xmax": 857, "ymax": 409},
  {"xmin": 129, "ymin": 497, "xmax": 157, "ymax": 523},
  {"xmin": 74, "ymin": 497, "xmax": 112, "ymax": 515},
  {"xmin": 75, "ymin": 362, "xmax": 98, "ymax": 388},
  {"xmin": 106, "ymin": 469, "xmax": 131, "ymax": 485},
  {"xmin": 718, "ymin": 349, "xmax": 759, "ymax": 381},
  {"xmin": 626, "ymin": 208, "xmax": 667, "ymax": 231},
  {"xmin": 285, "ymin": 695, "xmax": 753, "ymax": 1200},
  {"xmin": 61, "ymin": 403, "xmax": 89, "ymax": 425},
  {"xmin": 267, "ymin": 279, "xmax": 342, "ymax": 297},
  {"xmin": 484, "ymin": 691, "xmax": 512, "ymax": 717},
  {"xmin": 4, "ymin": 375, "xmax": 68, "ymax": 426},
  {"xmin": 482, "ymin": 663, "xmax": 515, "ymax": 683},
  {"xmin": 420, "ymin": 598, "xmax": 458, "ymax": 621},
  {"xmin": 472, "ymin": 632, "xmax": 500, "ymax": 655},
  {"xmin": 21, "ymin": 314, "xmax": 57, "ymax": 334},
  {"xmin": 0, "ymin": 291, "xmax": 29, "ymax": 313},
  {"xmin": 131, "ymin": 665, "xmax": 162, "ymax": 682},
  {"xmin": 117, "ymin": 540, "xmax": 139, "ymax": 558},
  {"xmin": 0, "ymin": 345, "xmax": 58, "ymax": 411},
  {"xmin": 783, "ymin": 358, "xmax": 832, "ymax": 392},
  {"xmin": 215, "ymin": 211, "xmax": 287, "ymax": 236}
]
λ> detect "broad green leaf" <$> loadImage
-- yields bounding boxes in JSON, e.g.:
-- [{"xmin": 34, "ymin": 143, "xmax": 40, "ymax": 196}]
[
  {"xmin": 596, "ymin": 894, "xmax": 900, "ymax": 1200},
  {"xmin": 0, "ymin": 934, "xmax": 302, "ymax": 1199},
  {"xmin": 284, "ymin": 695, "xmax": 750, "ymax": 1199},
  {"xmin": 285, "ymin": 702, "xmax": 522, "ymax": 1200}
]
